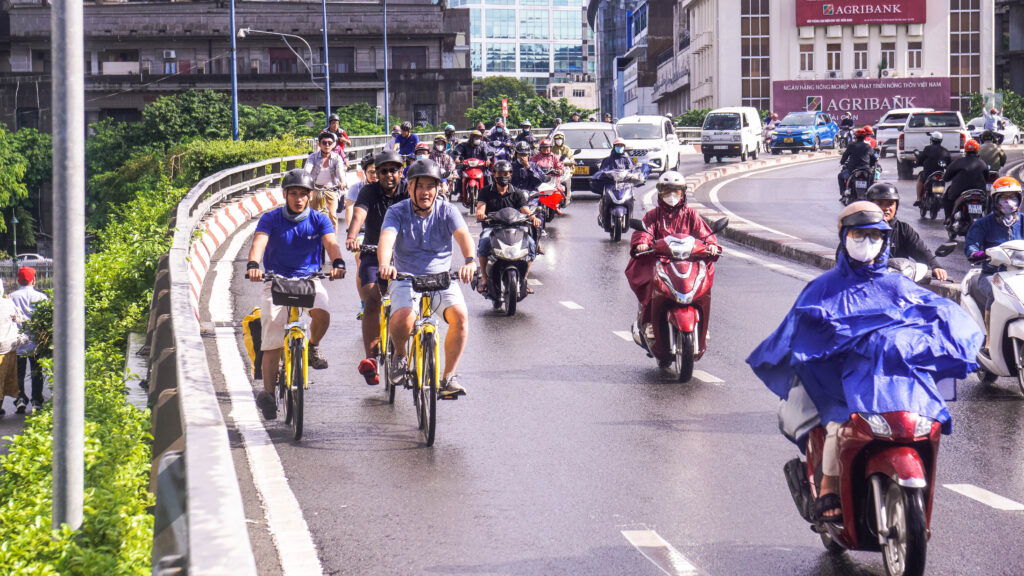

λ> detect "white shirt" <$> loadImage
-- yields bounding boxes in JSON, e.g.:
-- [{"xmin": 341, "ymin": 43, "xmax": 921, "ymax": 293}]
[
  {"xmin": 0, "ymin": 297, "xmax": 26, "ymax": 356},
  {"xmin": 9, "ymin": 285, "xmax": 47, "ymax": 354}
]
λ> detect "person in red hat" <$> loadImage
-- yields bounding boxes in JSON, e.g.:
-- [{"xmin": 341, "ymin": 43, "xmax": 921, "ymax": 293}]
[
  {"xmin": 10, "ymin": 266, "xmax": 48, "ymax": 412},
  {"xmin": 0, "ymin": 281, "xmax": 28, "ymax": 416}
]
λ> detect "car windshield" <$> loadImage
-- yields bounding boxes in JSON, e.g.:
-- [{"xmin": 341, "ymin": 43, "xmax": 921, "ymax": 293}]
[
  {"xmin": 562, "ymin": 129, "xmax": 616, "ymax": 150},
  {"xmin": 702, "ymin": 113, "xmax": 741, "ymax": 131},
  {"xmin": 880, "ymin": 113, "xmax": 909, "ymax": 125},
  {"xmin": 616, "ymin": 123, "xmax": 662, "ymax": 139},
  {"xmin": 907, "ymin": 113, "xmax": 962, "ymax": 128},
  {"xmin": 779, "ymin": 113, "xmax": 816, "ymax": 126},
  {"xmin": 968, "ymin": 118, "xmax": 985, "ymax": 128}
]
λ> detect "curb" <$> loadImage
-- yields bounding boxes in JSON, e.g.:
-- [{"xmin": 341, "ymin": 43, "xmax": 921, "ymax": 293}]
[{"xmin": 682, "ymin": 150, "xmax": 961, "ymax": 301}]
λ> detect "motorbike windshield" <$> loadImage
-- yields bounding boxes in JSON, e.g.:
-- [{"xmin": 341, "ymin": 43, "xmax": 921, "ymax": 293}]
[{"xmin": 746, "ymin": 249, "xmax": 982, "ymax": 436}]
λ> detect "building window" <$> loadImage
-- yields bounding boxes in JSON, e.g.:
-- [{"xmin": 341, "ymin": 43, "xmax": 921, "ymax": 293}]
[
  {"xmin": 329, "ymin": 47, "xmax": 355, "ymax": 74},
  {"xmin": 740, "ymin": 0, "xmax": 770, "ymax": 111},
  {"xmin": 520, "ymin": 10, "xmax": 549, "ymax": 39},
  {"xmin": 553, "ymin": 0, "xmax": 581, "ymax": 5},
  {"xmin": 853, "ymin": 42, "xmax": 868, "ymax": 72},
  {"xmin": 553, "ymin": 44, "xmax": 582, "ymax": 73},
  {"xmin": 521, "ymin": 0, "xmax": 548, "ymax": 5},
  {"xmin": 486, "ymin": 0, "xmax": 513, "ymax": 5},
  {"xmin": 269, "ymin": 48, "xmax": 297, "ymax": 74},
  {"xmin": 392, "ymin": 46, "xmax": 427, "ymax": 69},
  {"xmin": 471, "ymin": 43, "xmax": 482, "ymax": 72},
  {"xmin": 572, "ymin": 88, "xmax": 586, "ymax": 98},
  {"xmin": 486, "ymin": 9, "xmax": 515, "ymax": 39},
  {"xmin": 826, "ymin": 43, "xmax": 841, "ymax": 73},
  {"xmin": 552, "ymin": 10, "xmax": 582, "ymax": 41},
  {"xmin": 949, "ymin": 0, "xmax": 980, "ymax": 114},
  {"xmin": 163, "ymin": 59, "xmax": 178, "ymax": 74},
  {"xmin": 470, "ymin": 9, "xmax": 481, "ymax": 39},
  {"xmin": 519, "ymin": 43, "xmax": 549, "ymax": 73},
  {"xmin": 486, "ymin": 43, "xmax": 515, "ymax": 72},
  {"xmin": 881, "ymin": 42, "xmax": 895, "ymax": 70},
  {"xmin": 799, "ymin": 44, "xmax": 814, "ymax": 72},
  {"xmin": 907, "ymin": 41, "xmax": 922, "ymax": 70}
]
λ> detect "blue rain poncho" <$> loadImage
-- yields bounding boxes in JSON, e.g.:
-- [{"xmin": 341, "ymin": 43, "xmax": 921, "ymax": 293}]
[{"xmin": 746, "ymin": 243, "xmax": 983, "ymax": 435}]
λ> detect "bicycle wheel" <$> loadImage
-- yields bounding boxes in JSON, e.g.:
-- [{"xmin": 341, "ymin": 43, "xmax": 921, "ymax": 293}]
[
  {"xmin": 419, "ymin": 333, "xmax": 438, "ymax": 446},
  {"xmin": 290, "ymin": 340, "xmax": 305, "ymax": 441},
  {"xmin": 380, "ymin": 305, "xmax": 396, "ymax": 404},
  {"xmin": 279, "ymin": 360, "xmax": 291, "ymax": 425}
]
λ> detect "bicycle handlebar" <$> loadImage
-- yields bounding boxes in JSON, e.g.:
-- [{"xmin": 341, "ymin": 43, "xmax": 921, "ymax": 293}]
[
  {"xmin": 262, "ymin": 271, "xmax": 332, "ymax": 281},
  {"xmin": 393, "ymin": 271, "xmax": 461, "ymax": 282}
]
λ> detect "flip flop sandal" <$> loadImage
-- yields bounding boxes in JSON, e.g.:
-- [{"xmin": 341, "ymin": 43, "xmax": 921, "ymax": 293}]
[{"xmin": 815, "ymin": 493, "xmax": 843, "ymax": 524}]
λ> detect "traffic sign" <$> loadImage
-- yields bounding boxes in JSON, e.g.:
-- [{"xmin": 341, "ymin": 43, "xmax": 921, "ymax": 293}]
[{"xmin": 501, "ymin": 98, "xmax": 508, "ymax": 118}]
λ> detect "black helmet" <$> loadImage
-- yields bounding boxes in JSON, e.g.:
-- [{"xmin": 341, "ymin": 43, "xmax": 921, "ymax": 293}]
[
  {"xmin": 318, "ymin": 130, "xmax": 337, "ymax": 142},
  {"xmin": 375, "ymin": 149, "xmax": 404, "ymax": 169},
  {"xmin": 328, "ymin": 113, "xmax": 340, "ymax": 122},
  {"xmin": 400, "ymin": 121, "xmax": 412, "ymax": 131},
  {"xmin": 493, "ymin": 160, "xmax": 513, "ymax": 173},
  {"xmin": 281, "ymin": 168, "xmax": 315, "ymax": 191},
  {"xmin": 406, "ymin": 159, "xmax": 443, "ymax": 182},
  {"xmin": 981, "ymin": 130, "xmax": 996, "ymax": 143},
  {"xmin": 866, "ymin": 182, "xmax": 900, "ymax": 203},
  {"xmin": 515, "ymin": 141, "xmax": 532, "ymax": 155},
  {"xmin": 360, "ymin": 152, "xmax": 376, "ymax": 170}
]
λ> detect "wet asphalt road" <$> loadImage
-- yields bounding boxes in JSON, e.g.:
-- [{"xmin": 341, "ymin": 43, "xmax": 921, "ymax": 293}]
[{"xmin": 208, "ymin": 156, "xmax": 1024, "ymax": 575}]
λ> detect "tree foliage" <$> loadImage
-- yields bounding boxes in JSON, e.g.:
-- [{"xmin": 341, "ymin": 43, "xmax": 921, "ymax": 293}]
[
  {"xmin": 0, "ymin": 125, "xmax": 28, "ymax": 235},
  {"xmin": 673, "ymin": 108, "xmax": 713, "ymax": 127},
  {"xmin": 465, "ymin": 96, "xmax": 595, "ymax": 130},
  {"xmin": 969, "ymin": 89, "xmax": 1024, "ymax": 128},
  {"xmin": 475, "ymin": 76, "xmax": 536, "ymax": 101}
]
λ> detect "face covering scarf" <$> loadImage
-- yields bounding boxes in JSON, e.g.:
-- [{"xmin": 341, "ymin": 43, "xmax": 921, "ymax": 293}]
[
  {"xmin": 845, "ymin": 235, "xmax": 883, "ymax": 263},
  {"xmin": 614, "ymin": 146, "xmax": 625, "ymax": 154},
  {"xmin": 281, "ymin": 204, "xmax": 310, "ymax": 223},
  {"xmin": 495, "ymin": 176, "xmax": 511, "ymax": 187}
]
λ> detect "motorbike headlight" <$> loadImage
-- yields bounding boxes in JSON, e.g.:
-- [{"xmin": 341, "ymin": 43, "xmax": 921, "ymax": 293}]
[
  {"xmin": 994, "ymin": 273, "xmax": 1023, "ymax": 301},
  {"xmin": 859, "ymin": 413, "xmax": 893, "ymax": 438},
  {"xmin": 496, "ymin": 240, "xmax": 529, "ymax": 260},
  {"xmin": 914, "ymin": 415, "xmax": 936, "ymax": 437}
]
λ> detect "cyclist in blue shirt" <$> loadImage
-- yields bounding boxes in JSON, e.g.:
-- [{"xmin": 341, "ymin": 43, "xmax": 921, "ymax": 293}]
[
  {"xmin": 246, "ymin": 169, "xmax": 347, "ymax": 420},
  {"xmin": 392, "ymin": 121, "xmax": 420, "ymax": 156}
]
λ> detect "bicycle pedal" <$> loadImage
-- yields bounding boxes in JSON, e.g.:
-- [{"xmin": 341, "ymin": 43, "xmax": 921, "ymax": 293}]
[{"xmin": 439, "ymin": 394, "xmax": 460, "ymax": 401}]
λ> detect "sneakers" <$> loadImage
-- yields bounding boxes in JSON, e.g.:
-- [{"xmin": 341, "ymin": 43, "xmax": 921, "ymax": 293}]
[
  {"xmin": 390, "ymin": 355, "xmax": 409, "ymax": 387},
  {"xmin": 308, "ymin": 344, "xmax": 329, "ymax": 370},
  {"xmin": 14, "ymin": 396, "xmax": 27, "ymax": 415},
  {"xmin": 31, "ymin": 399, "xmax": 44, "ymax": 410},
  {"xmin": 439, "ymin": 374, "xmax": 467, "ymax": 398},
  {"xmin": 358, "ymin": 358, "xmax": 379, "ymax": 385},
  {"xmin": 256, "ymin": 390, "xmax": 277, "ymax": 420}
]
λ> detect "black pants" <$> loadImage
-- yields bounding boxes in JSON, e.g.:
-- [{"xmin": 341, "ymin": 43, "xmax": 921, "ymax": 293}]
[{"xmin": 16, "ymin": 355, "xmax": 44, "ymax": 403}]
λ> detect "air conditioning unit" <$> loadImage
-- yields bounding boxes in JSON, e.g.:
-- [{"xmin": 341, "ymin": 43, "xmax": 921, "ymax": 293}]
[
  {"xmin": 250, "ymin": 60, "xmax": 260, "ymax": 74},
  {"xmin": 881, "ymin": 69, "xmax": 893, "ymax": 78},
  {"xmin": 854, "ymin": 70, "xmax": 865, "ymax": 78},
  {"xmin": 163, "ymin": 50, "xmax": 176, "ymax": 60},
  {"xmin": 196, "ymin": 64, "xmax": 205, "ymax": 74},
  {"xmin": 828, "ymin": 70, "xmax": 839, "ymax": 78}
]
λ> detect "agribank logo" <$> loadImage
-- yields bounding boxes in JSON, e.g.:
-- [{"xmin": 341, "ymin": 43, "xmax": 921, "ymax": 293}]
[
  {"xmin": 825, "ymin": 3, "xmax": 905, "ymax": 16},
  {"xmin": 823, "ymin": 4, "xmax": 834, "ymax": 15}
]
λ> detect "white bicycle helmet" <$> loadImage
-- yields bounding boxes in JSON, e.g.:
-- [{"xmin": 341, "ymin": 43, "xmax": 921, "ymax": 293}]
[{"xmin": 656, "ymin": 170, "xmax": 687, "ymax": 193}]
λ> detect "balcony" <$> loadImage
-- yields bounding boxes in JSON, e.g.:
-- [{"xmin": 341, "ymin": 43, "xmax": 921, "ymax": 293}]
[
  {"xmin": 101, "ymin": 61, "xmax": 139, "ymax": 75},
  {"xmin": 652, "ymin": 48, "xmax": 690, "ymax": 102}
]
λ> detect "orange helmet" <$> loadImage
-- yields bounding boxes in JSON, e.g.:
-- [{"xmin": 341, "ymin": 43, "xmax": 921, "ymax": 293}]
[
  {"xmin": 854, "ymin": 128, "xmax": 867, "ymax": 139},
  {"xmin": 862, "ymin": 125, "xmax": 874, "ymax": 136},
  {"xmin": 964, "ymin": 139, "xmax": 980, "ymax": 153},
  {"xmin": 992, "ymin": 176, "xmax": 1023, "ymax": 195}
]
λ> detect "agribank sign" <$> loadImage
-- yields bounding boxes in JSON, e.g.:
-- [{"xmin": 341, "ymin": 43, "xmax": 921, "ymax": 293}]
[
  {"xmin": 772, "ymin": 77, "xmax": 951, "ymax": 125},
  {"xmin": 796, "ymin": 0, "xmax": 926, "ymax": 25}
]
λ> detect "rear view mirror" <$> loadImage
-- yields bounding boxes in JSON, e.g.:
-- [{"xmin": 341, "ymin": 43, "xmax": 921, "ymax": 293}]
[
  {"xmin": 709, "ymin": 217, "xmax": 729, "ymax": 234},
  {"xmin": 629, "ymin": 218, "xmax": 648, "ymax": 232},
  {"xmin": 935, "ymin": 242, "xmax": 957, "ymax": 257}
]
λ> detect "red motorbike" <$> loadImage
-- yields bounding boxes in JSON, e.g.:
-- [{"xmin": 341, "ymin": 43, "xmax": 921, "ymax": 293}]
[
  {"xmin": 458, "ymin": 158, "xmax": 489, "ymax": 209},
  {"xmin": 627, "ymin": 217, "xmax": 726, "ymax": 382},
  {"xmin": 784, "ymin": 411, "xmax": 942, "ymax": 576}
]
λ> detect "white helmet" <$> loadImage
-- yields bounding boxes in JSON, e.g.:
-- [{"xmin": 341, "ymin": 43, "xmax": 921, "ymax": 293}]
[
  {"xmin": 656, "ymin": 170, "xmax": 687, "ymax": 193},
  {"xmin": 929, "ymin": 131, "xmax": 943, "ymax": 142}
]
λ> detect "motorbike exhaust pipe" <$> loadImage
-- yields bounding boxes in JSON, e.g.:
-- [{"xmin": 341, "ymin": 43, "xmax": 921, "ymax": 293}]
[{"xmin": 783, "ymin": 458, "xmax": 815, "ymax": 522}]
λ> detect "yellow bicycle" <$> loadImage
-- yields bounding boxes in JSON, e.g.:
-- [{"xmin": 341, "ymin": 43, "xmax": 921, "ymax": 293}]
[
  {"xmin": 264, "ymin": 272, "xmax": 329, "ymax": 441},
  {"xmin": 359, "ymin": 244, "xmax": 396, "ymax": 404},
  {"xmin": 394, "ymin": 271, "xmax": 459, "ymax": 446}
]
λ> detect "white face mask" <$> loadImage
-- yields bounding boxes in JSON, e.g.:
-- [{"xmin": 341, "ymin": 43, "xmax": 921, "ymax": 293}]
[
  {"xmin": 997, "ymin": 197, "xmax": 1019, "ymax": 216},
  {"xmin": 554, "ymin": 139, "xmax": 564, "ymax": 146},
  {"xmin": 845, "ymin": 235, "xmax": 884, "ymax": 263},
  {"xmin": 661, "ymin": 192, "xmax": 682, "ymax": 207},
  {"xmin": 434, "ymin": 144, "xmax": 445, "ymax": 152}
]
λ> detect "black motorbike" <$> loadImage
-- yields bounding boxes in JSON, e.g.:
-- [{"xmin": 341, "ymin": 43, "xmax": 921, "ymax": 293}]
[
  {"xmin": 595, "ymin": 165, "xmax": 648, "ymax": 242},
  {"xmin": 841, "ymin": 166, "xmax": 875, "ymax": 206},
  {"xmin": 945, "ymin": 189, "xmax": 987, "ymax": 240},
  {"xmin": 472, "ymin": 206, "xmax": 537, "ymax": 316},
  {"xmin": 919, "ymin": 160, "xmax": 947, "ymax": 220},
  {"xmin": 836, "ymin": 126, "xmax": 853, "ymax": 150}
]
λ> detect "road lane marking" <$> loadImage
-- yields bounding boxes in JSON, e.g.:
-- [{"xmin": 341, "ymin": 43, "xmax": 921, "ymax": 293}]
[
  {"xmin": 527, "ymin": 278, "xmax": 542, "ymax": 286},
  {"xmin": 207, "ymin": 222, "xmax": 325, "ymax": 576},
  {"xmin": 622, "ymin": 530, "xmax": 703, "ymax": 576},
  {"xmin": 560, "ymin": 301, "xmax": 584, "ymax": 310},
  {"xmin": 726, "ymin": 244, "xmax": 819, "ymax": 282},
  {"xmin": 944, "ymin": 484, "xmax": 1024, "ymax": 511},
  {"xmin": 613, "ymin": 330, "xmax": 634, "ymax": 342},
  {"xmin": 692, "ymin": 370, "xmax": 723, "ymax": 384}
]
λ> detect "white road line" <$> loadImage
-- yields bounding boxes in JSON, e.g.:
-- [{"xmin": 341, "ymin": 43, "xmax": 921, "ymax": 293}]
[
  {"xmin": 691, "ymin": 370, "xmax": 723, "ymax": 384},
  {"xmin": 560, "ymin": 301, "xmax": 584, "ymax": 310},
  {"xmin": 207, "ymin": 221, "xmax": 325, "ymax": 576},
  {"xmin": 622, "ymin": 530, "xmax": 703, "ymax": 576},
  {"xmin": 944, "ymin": 484, "xmax": 1024, "ymax": 511},
  {"xmin": 725, "ymin": 244, "xmax": 819, "ymax": 283},
  {"xmin": 613, "ymin": 330, "xmax": 634, "ymax": 342},
  {"xmin": 527, "ymin": 278, "xmax": 543, "ymax": 286}
]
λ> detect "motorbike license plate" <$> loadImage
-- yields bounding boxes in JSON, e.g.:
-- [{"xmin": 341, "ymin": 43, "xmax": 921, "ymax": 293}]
[
  {"xmin": 932, "ymin": 184, "xmax": 944, "ymax": 194},
  {"xmin": 855, "ymin": 181, "xmax": 867, "ymax": 188},
  {"xmin": 573, "ymin": 165, "xmax": 590, "ymax": 175},
  {"xmin": 968, "ymin": 203, "xmax": 984, "ymax": 215},
  {"xmin": 784, "ymin": 138, "xmax": 793, "ymax": 143}
]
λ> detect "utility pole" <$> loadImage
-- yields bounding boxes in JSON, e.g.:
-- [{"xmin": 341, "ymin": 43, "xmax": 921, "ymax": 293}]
[
  {"xmin": 321, "ymin": 0, "xmax": 331, "ymax": 127},
  {"xmin": 10, "ymin": 212, "xmax": 17, "ymax": 260},
  {"xmin": 51, "ymin": 0, "xmax": 85, "ymax": 530},
  {"xmin": 229, "ymin": 0, "xmax": 240, "ymax": 140},
  {"xmin": 382, "ymin": 0, "xmax": 390, "ymax": 129}
]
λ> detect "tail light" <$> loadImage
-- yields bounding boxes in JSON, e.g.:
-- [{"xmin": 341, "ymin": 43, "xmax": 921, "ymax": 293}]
[
  {"xmin": 960, "ymin": 132, "xmax": 966, "ymax": 150},
  {"xmin": 897, "ymin": 133, "xmax": 904, "ymax": 151}
]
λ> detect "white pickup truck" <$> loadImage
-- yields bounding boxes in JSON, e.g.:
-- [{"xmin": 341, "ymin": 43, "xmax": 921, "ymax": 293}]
[{"xmin": 896, "ymin": 111, "xmax": 971, "ymax": 180}]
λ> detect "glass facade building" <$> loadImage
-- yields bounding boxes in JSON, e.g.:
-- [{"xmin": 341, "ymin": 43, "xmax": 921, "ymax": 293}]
[{"xmin": 454, "ymin": 0, "xmax": 592, "ymax": 93}]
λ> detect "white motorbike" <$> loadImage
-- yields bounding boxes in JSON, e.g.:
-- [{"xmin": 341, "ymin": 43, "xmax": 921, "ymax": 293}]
[{"xmin": 960, "ymin": 239, "xmax": 1024, "ymax": 395}]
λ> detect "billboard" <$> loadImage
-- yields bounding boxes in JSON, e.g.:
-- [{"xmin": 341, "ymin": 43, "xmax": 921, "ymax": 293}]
[
  {"xmin": 772, "ymin": 77, "xmax": 951, "ymax": 125},
  {"xmin": 796, "ymin": 0, "xmax": 927, "ymax": 26}
]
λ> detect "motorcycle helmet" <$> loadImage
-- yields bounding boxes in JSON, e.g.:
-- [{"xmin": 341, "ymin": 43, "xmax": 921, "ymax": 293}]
[
  {"xmin": 444, "ymin": 124, "xmax": 456, "ymax": 136},
  {"xmin": 400, "ymin": 121, "xmax": 413, "ymax": 132},
  {"xmin": 391, "ymin": 125, "xmax": 400, "ymax": 136},
  {"xmin": 476, "ymin": 121, "xmax": 486, "ymax": 131},
  {"xmin": 539, "ymin": 138, "xmax": 552, "ymax": 149},
  {"xmin": 991, "ymin": 108, "xmax": 999, "ymax": 115},
  {"xmin": 281, "ymin": 168, "xmax": 315, "ymax": 192},
  {"xmin": 493, "ymin": 160, "xmax": 513, "ymax": 174},
  {"xmin": 496, "ymin": 120, "xmax": 505, "ymax": 128},
  {"xmin": 414, "ymin": 141, "xmax": 431, "ymax": 154},
  {"xmin": 991, "ymin": 177, "xmax": 1022, "ymax": 217},
  {"xmin": 318, "ymin": 130, "xmax": 337, "ymax": 143},
  {"xmin": 964, "ymin": 139, "xmax": 980, "ymax": 154},
  {"xmin": 520, "ymin": 120, "xmax": 532, "ymax": 130},
  {"xmin": 837, "ymin": 201, "xmax": 889, "ymax": 234},
  {"xmin": 375, "ymin": 149, "xmax": 404, "ymax": 170},
  {"xmin": 980, "ymin": 130, "xmax": 996, "ymax": 143},
  {"xmin": 359, "ymin": 153, "xmax": 376, "ymax": 171},
  {"xmin": 328, "ymin": 113, "xmax": 340, "ymax": 123},
  {"xmin": 554, "ymin": 117, "xmax": 562, "ymax": 125},
  {"xmin": 656, "ymin": 171, "xmax": 687, "ymax": 193},
  {"xmin": 993, "ymin": 177, "xmax": 1023, "ymax": 196},
  {"xmin": 434, "ymin": 134, "xmax": 447, "ymax": 144},
  {"xmin": 406, "ymin": 159, "xmax": 443, "ymax": 183},
  {"xmin": 861, "ymin": 125, "xmax": 874, "ymax": 136},
  {"xmin": 571, "ymin": 112, "xmax": 581, "ymax": 120},
  {"xmin": 854, "ymin": 128, "xmax": 868, "ymax": 139},
  {"xmin": 865, "ymin": 182, "xmax": 900, "ymax": 203},
  {"xmin": 613, "ymin": 137, "xmax": 626, "ymax": 147},
  {"xmin": 515, "ymin": 141, "xmax": 532, "ymax": 155},
  {"xmin": 929, "ymin": 131, "xmax": 943, "ymax": 143}
]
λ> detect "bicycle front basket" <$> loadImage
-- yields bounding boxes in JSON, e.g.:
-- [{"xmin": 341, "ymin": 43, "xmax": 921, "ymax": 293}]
[
  {"xmin": 271, "ymin": 277, "xmax": 317, "ymax": 308},
  {"xmin": 410, "ymin": 272, "xmax": 451, "ymax": 293}
]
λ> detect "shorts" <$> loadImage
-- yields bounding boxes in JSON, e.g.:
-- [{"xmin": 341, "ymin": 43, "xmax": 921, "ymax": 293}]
[
  {"xmin": 358, "ymin": 253, "xmax": 380, "ymax": 287},
  {"xmin": 259, "ymin": 279, "xmax": 329, "ymax": 351},
  {"xmin": 388, "ymin": 278, "xmax": 466, "ymax": 319}
]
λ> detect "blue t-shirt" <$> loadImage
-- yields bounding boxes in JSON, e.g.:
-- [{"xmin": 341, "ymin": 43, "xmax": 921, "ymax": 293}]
[
  {"xmin": 381, "ymin": 199, "xmax": 467, "ymax": 276},
  {"xmin": 394, "ymin": 133, "xmax": 420, "ymax": 156},
  {"xmin": 255, "ymin": 208, "xmax": 335, "ymax": 277}
]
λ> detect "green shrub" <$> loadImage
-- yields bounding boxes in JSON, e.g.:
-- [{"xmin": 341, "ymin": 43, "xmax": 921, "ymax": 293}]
[{"xmin": 673, "ymin": 108, "xmax": 713, "ymax": 127}]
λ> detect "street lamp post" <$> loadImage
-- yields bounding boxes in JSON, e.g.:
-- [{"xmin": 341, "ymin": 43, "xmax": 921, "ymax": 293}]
[
  {"xmin": 10, "ymin": 212, "xmax": 17, "ymax": 260},
  {"xmin": 237, "ymin": 30, "xmax": 328, "ymax": 117},
  {"xmin": 320, "ymin": 0, "xmax": 331, "ymax": 127},
  {"xmin": 382, "ymin": 0, "xmax": 390, "ymax": 129},
  {"xmin": 229, "ymin": 0, "xmax": 239, "ymax": 140}
]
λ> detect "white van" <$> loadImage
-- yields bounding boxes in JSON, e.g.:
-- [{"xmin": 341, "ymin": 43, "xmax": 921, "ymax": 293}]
[
  {"xmin": 700, "ymin": 107, "xmax": 763, "ymax": 163},
  {"xmin": 614, "ymin": 115, "xmax": 681, "ymax": 172}
]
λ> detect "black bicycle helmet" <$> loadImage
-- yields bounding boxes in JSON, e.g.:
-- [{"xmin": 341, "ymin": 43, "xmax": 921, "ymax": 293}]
[
  {"xmin": 375, "ymin": 149, "xmax": 404, "ymax": 169},
  {"xmin": 493, "ymin": 160, "xmax": 513, "ymax": 173},
  {"xmin": 281, "ymin": 168, "xmax": 315, "ymax": 191},
  {"xmin": 400, "ymin": 121, "xmax": 412, "ymax": 131},
  {"xmin": 328, "ymin": 113, "xmax": 340, "ymax": 122},
  {"xmin": 865, "ymin": 182, "xmax": 900, "ymax": 203},
  {"xmin": 980, "ymin": 130, "xmax": 996, "ymax": 143},
  {"xmin": 406, "ymin": 159, "xmax": 443, "ymax": 182},
  {"xmin": 359, "ymin": 152, "xmax": 376, "ymax": 170},
  {"xmin": 515, "ymin": 141, "xmax": 532, "ymax": 155}
]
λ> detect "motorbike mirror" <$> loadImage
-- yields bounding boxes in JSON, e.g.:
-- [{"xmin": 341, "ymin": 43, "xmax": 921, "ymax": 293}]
[
  {"xmin": 709, "ymin": 217, "xmax": 730, "ymax": 234},
  {"xmin": 528, "ymin": 190, "xmax": 541, "ymax": 200},
  {"xmin": 934, "ymin": 242, "xmax": 957, "ymax": 257},
  {"xmin": 629, "ymin": 218, "xmax": 648, "ymax": 233}
]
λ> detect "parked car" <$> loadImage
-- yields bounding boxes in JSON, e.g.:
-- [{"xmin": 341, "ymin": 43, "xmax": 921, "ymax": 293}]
[
  {"xmin": 700, "ymin": 106, "xmax": 763, "ymax": 163},
  {"xmin": 874, "ymin": 107, "xmax": 934, "ymax": 157},
  {"xmin": 769, "ymin": 111, "xmax": 838, "ymax": 153},
  {"xmin": 896, "ymin": 110, "xmax": 970, "ymax": 179},
  {"xmin": 615, "ymin": 115, "xmax": 681, "ymax": 172},
  {"xmin": 967, "ymin": 116, "xmax": 1020, "ymax": 144},
  {"xmin": 558, "ymin": 122, "xmax": 619, "ymax": 191}
]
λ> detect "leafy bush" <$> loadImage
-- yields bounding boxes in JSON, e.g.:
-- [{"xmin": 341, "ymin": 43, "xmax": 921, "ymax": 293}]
[
  {"xmin": 673, "ymin": 108, "xmax": 713, "ymax": 127},
  {"xmin": 465, "ymin": 96, "xmax": 594, "ymax": 130},
  {"xmin": 968, "ymin": 89, "xmax": 1024, "ymax": 128}
]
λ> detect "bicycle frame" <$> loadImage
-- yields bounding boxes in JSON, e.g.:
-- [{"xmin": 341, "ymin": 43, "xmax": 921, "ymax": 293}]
[
  {"xmin": 410, "ymin": 292, "xmax": 441, "ymax": 392},
  {"xmin": 281, "ymin": 305, "xmax": 309, "ymax": 393}
]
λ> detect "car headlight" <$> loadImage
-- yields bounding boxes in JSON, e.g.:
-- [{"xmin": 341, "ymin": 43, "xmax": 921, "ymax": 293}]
[
  {"xmin": 914, "ymin": 415, "xmax": 936, "ymax": 437},
  {"xmin": 770, "ymin": 131, "xmax": 777, "ymax": 137},
  {"xmin": 859, "ymin": 413, "xmax": 893, "ymax": 438}
]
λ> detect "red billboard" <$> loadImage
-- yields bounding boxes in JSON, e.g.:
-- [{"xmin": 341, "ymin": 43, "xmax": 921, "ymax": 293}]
[
  {"xmin": 772, "ymin": 77, "xmax": 951, "ymax": 125},
  {"xmin": 796, "ymin": 0, "xmax": 927, "ymax": 26}
]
